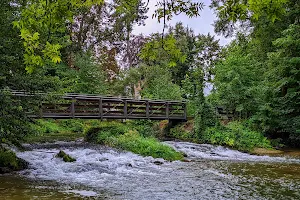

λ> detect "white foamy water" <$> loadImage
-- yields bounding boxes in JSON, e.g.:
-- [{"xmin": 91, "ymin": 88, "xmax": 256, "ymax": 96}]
[
  {"xmin": 14, "ymin": 141, "xmax": 300, "ymax": 199},
  {"xmin": 166, "ymin": 141, "xmax": 300, "ymax": 163}
]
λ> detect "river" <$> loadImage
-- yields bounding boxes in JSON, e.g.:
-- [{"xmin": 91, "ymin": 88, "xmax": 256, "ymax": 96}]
[{"xmin": 1, "ymin": 141, "xmax": 300, "ymax": 199}]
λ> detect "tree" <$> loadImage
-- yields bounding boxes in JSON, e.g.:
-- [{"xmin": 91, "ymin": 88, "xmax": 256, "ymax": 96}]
[
  {"xmin": 263, "ymin": 24, "xmax": 300, "ymax": 144},
  {"xmin": 14, "ymin": 0, "xmax": 104, "ymax": 72},
  {"xmin": 210, "ymin": 0, "xmax": 288, "ymax": 37},
  {"xmin": 211, "ymin": 37, "xmax": 263, "ymax": 118}
]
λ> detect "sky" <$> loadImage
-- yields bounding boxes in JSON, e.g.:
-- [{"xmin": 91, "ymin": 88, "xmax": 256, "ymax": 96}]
[{"xmin": 133, "ymin": 0, "xmax": 232, "ymax": 46}]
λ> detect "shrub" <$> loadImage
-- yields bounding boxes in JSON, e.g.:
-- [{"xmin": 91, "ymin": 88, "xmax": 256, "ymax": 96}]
[
  {"xmin": 84, "ymin": 123, "xmax": 183, "ymax": 161},
  {"xmin": 110, "ymin": 131, "xmax": 183, "ymax": 161},
  {"xmin": 85, "ymin": 123, "xmax": 129, "ymax": 143},
  {"xmin": 128, "ymin": 120, "xmax": 158, "ymax": 137},
  {"xmin": 169, "ymin": 124, "xmax": 198, "ymax": 143},
  {"xmin": 58, "ymin": 120, "xmax": 84, "ymax": 133},
  {"xmin": 200, "ymin": 121, "xmax": 272, "ymax": 151}
]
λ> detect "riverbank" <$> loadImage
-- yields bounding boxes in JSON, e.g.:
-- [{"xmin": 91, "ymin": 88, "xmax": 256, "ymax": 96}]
[
  {"xmin": 2, "ymin": 140, "xmax": 299, "ymax": 199},
  {"xmin": 24, "ymin": 119, "xmax": 184, "ymax": 161},
  {"xmin": 23, "ymin": 119, "xmax": 280, "ymax": 158},
  {"xmin": 168, "ymin": 120, "xmax": 280, "ymax": 154}
]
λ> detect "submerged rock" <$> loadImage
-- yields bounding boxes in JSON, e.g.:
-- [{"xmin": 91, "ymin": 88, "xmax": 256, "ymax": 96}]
[
  {"xmin": 56, "ymin": 150, "xmax": 76, "ymax": 162},
  {"xmin": 153, "ymin": 161, "xmax": 164, "ymax": 165}
]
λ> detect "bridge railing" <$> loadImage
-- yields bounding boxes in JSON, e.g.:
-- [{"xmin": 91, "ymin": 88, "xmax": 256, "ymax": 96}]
[{"xmin": 10, "ymin": 91, "xmax": 187, "ymax": 120}]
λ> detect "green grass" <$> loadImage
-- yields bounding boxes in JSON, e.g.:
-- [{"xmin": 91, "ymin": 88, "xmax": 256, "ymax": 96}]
[
  {"xmin": 85, "ymin": 125, "xmax": 184, "ymax": 161},
  {"xmin": 25, "ymin": 132, "xmax": 85, "ymax": 143},
  {"xmin": 26, "ymin": 119, "xmax": 183, "ymax": 161},
  {"xmin": 25, "ymin": 119, "xmax": 93, "ymax": 143}
]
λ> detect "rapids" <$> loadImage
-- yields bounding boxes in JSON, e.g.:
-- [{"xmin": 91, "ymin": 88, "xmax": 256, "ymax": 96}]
[{"xmin": 1, "ymin": 141, "xmax": 300, "ymax": 199}]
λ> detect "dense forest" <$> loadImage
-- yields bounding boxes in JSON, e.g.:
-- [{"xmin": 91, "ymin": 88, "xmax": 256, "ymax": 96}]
[{"xmin": 0, "ymin": 0, "xmax": 299, "ymax": 154}]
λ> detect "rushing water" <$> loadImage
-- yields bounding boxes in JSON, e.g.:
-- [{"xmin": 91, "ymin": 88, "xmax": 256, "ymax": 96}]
[{"xmin": 1, "ymin": 141, "xmax": 300, "ymax": 199}]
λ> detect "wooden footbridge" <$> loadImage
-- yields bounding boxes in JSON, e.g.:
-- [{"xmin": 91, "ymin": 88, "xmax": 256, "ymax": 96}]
[{"xmin": 11, "ymin": 91, "xmax": 187, "ymax": 121}]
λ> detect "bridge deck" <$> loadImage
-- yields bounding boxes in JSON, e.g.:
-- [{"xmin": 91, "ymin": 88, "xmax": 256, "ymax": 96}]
[{"xmin": 12, "ymin": 92, "xmax": 187, "ymax": 121}]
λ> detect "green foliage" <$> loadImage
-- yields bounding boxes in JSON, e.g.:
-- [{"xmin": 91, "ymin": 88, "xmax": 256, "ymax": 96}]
[
  {"xmin": 211, "ymin": 0, "xmax": 300, "ymax": 146},
  {"xmin": 128, "ymin": 120, "xmax": 157, "ymax": 138},
  {"xmin": 169, "ymin": 121, "xmax": 198, "ymax": 143},
  {"xmin": 85, "ymin": 122, "xmax": 183, "ymax": 161},
  {"xmin": 140, "ymin": 34, "xmax": 187, "ymax": 69},
  {"xmin": 107, "ymin": 131, "xmax": 183, "ymax": 161},
  {"xmin": 141, "ymin": 66, "xmax": 183, "ymax": 100},
  {"xmin": 0, "ymin": 149, "xmax": 19, "ymax": 169},
  {"xmin": 14, "ymin": 0, "xmax": 104, "ymax": 72},
  {"xmin": 262, "ymin": 24, "xmax": 300, "ymax": 143},
  {"xmin": 0, "ymin": 90, "xmax": 33, "ymax": 145},
  {"xmin": 26, "ymin": 119, "xmax": 89, "ymax": 143},
  {"xmin": 51, "ymin": 54, "xmax": 109, "ymax": 95},
  {"xmin": 59, "ymin": 120, "xmax": 84, "ymax": 133},
  {"xmin": 211, "ymin": 38, "xmax": 263, "ymax": 115},
  {"xmin": 200, "ymin": 121, "xmax": 272, "ymax": 151},
  {"xmin": 211, "ymin": 0, "xmax": 288, "ymax": 36},
  {"xmin": 154, "ymin": 0, "xmax": 203, "ymax": 22},
  {"xmin": 85, "ymin": 123, "xmax": 129, "ymax": 143},
  {"xmin": 33, "ymin": 120, "xmax": 63, "ymax": 134}
]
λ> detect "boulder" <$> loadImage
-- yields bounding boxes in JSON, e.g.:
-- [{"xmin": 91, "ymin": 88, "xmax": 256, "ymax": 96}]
[{"xmin": 56, "ymin": 150, "xmax": 76, "ymax": 162}]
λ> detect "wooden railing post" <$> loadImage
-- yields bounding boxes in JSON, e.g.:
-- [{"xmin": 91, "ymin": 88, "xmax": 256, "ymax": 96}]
[
  {"xmin": 124, "ymin": 100, "xmax": 128, "ymax": 118},
  {"xmin": 146, "ymin": 100, "xmax": 150, "ymax": 119},
  {"xmin": 71, "ymin": 97, "xmax": 75, "ymax": 118},
  {"xmin": 183, "ymin": 102, "xmax": 187, "ymax": 120},
  {"xmin": 39, "ymin": 103, "xmax": 43, "ymax": 118},
  {"xmin": 166, "ymin": 102, "xmax": 169, "ymax": 119},
  {"xmin": 99, "ymin": 97, "xmax": 103, "ymax": 120}
]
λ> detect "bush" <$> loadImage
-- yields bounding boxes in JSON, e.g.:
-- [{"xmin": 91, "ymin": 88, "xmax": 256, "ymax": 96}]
[
  {"xmin": 84, "ymin": 123, "xmax": 183, "ymax": 161},
  {"xmin": 85, "ymin": 122, "xmax": 129, "ymax": 143},
  {"xmin": 199, "ymin": 121, "xmax": 272, "ymax": 151},
  {"xmin": 108, "ymin": 131, "xmax": 183, "ymax": 161},
  {"xmin": 128, "ymin": 120, "xmax": 158, "ymax": 137},
  {"xmin": 169, "ymin": 121, "xmax": 198, "ymax": 142}
]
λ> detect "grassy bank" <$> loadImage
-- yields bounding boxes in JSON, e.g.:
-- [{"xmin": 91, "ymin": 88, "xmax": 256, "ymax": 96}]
[
  {"xmin": 25, "ymin": 118, "xmax": 274, "ymax": 158},
  {"xmin": 85, "ymin": 122, "xmax": 183, "ymax": 161},
  {"xmin": 169, "ymin": 120, "xmax": 273, "ymax": 152},
  {"xmin": 25, "ymin": 119, "xmax": 98, "ymax": 143},
  {"xmin": 25, "ymin": 119, "xmax": 183, "ymax": 161}
]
